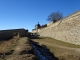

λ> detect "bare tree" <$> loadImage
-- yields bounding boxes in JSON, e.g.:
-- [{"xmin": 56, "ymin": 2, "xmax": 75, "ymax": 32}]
[{"xmin": 47, "ymin": 11, "xmax": 63, "ymax": 23}]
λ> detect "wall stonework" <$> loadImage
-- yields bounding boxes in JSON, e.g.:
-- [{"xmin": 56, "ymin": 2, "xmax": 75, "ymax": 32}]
[
  {"xmin": 47, "ymin": 22, "xmax": 53, "ymax": 26},
  {"xmin": 32, "ymin": 10, "xmax": 80, "ymax": 45},
  {"xmin": 0, "ymin": 29, "xmax": 28, "ymax": 39}
]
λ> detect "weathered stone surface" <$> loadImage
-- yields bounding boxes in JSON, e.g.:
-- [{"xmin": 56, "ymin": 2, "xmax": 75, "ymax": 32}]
[{"xmin": 32, "ymin": 10, "xmax": 80, "ymax": 45}]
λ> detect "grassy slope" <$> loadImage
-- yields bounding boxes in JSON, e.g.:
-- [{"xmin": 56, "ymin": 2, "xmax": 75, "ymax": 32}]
[
  {"xmin": 32, "ymin": 37, "xmax": 80, "ymax": 60},
  {"xmin": 34, "ymin": 37, "xmax": 80, "ymax": 48}
]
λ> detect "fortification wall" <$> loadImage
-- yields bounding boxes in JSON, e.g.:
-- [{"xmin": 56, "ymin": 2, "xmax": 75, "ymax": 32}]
[
  {"xmin": 0, "ymin": 29, "xmax": 28, "ymax": 39},
  {"xmin": 32, "ymin": 10, "xmax": 80, "ymax": 45}
]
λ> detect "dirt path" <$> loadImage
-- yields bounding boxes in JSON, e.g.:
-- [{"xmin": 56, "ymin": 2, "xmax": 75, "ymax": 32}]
[
  {"xmin": 12, "ymin": 37, "xmax": 30, "ymax": 55},
  {"xmin": 5, "ymin": 37, "xmax": 37, "ymax": 60}
]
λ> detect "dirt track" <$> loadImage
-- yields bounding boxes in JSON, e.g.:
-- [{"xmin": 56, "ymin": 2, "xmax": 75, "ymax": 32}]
[
  {"xmin": 0, "ymin": 36, "xmax": 80, "ymax": 60},
  {"xmin": 0, "ymin": 37, "xmax": 37, "ymax": 60}
]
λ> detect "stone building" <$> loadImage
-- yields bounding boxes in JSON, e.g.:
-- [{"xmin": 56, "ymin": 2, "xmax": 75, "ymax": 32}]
[
  {"xmin": 35, "ymin": 22, "xmax": 41, "ymax": 32},
  {"xmin": 0, "ymin": 28, "xmax": 28, "ymax": 39}
]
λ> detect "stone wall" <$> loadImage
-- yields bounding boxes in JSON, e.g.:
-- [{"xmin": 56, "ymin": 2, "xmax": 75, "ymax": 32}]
[
  {"xmin": 32, "ymin": 10, "xmax": 80, "ymax": 45},
  {"xmin": 0, "ymin": 29, "xmax": 28, "ymax": 39},
  {"xmin": 47, "ymin": 22, "xmax": 53, "ymax": 26}
]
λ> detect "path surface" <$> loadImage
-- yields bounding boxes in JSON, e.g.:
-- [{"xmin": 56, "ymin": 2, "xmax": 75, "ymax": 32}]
[{"xmin": 5, "ymin": 37, "xmax": 37, "ymax": 60}]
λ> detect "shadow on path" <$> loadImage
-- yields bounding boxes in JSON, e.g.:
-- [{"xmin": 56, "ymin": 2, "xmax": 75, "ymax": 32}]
[{"xmin": 29, "ymin": 35, "xmax": 59, "ymax": 60}]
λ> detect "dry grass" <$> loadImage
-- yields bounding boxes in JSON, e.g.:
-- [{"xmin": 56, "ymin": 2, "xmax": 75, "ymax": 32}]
[
  {"xmin": 4, "ymin": 37, "xmax": 38, "ymax": 60},
  {"xmin": 37, "ymin": 37, "xmax": 80, "ymax": 48},
  {"xmin": 32, "ymin": 37, "xmax": 80, "ymax": 60},
  {"xmin": 0, "ymin": 37, "xmax": 19, "ymax": 53}
]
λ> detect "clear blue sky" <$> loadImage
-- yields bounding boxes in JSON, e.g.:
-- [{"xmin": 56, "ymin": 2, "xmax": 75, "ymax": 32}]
[{"xmin": 0, "ymin": 0, "xmax": 80, "ymax": 32}]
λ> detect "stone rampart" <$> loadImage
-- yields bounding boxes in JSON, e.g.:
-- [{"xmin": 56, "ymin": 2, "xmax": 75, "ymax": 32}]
[{"xmin": 32, "ymin": 10, "xmax": 80, "ymax": 45}]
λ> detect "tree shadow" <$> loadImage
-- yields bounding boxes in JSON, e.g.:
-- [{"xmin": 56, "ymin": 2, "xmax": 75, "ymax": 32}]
[{"xmin": 28, "ymin": 35, "xmax": 45, "ymax": 40}]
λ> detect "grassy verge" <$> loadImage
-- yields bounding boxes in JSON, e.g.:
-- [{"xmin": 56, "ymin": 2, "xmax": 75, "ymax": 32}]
[
  {"xmin": 37, "ymin": 37, "xmax": 80, "ymax": 48},
  {"xmin": 32, "ymin": 37, "xmax": 80, "ymax": 60}
]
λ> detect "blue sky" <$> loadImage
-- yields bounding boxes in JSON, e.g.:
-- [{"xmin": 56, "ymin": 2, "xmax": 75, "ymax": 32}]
[{"xmin": 0, "ymin": 0, "xmax": 80, "ymax": 32}]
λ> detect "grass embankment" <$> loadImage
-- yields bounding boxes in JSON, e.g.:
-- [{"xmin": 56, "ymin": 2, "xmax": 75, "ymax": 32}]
[
  {"xmin": 32, "ymin": 37, "xmax": 80, "ymax": 60},
  {"xmin": 0, "ymin": 37, "xmax": 19, "ymax": 53},
  {"xmin": 33, "ymin": 37, "xmax": 80, "ymax": 48}
]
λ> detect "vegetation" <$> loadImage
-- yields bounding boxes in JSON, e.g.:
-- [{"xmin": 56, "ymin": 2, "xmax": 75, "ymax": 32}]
[
  {"xmin": 37, "ymin": 37, "xmax": 80, "ymax": 48},
  {"xmin": 32, "ymin": 37, "xmax": 80, "ymax": 60},
  {"xmin": 47, "ymin": 11, "xmax": 63, "ymax": 23}
]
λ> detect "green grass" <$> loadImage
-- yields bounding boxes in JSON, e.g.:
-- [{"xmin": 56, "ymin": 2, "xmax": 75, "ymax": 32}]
[
  {"xmin": 33, "ymin": 37, "xmax": 80, "ymax": 60},
  {"xmin": 37, "ymin": 37, "xmax": 80, "ymax": 48}
]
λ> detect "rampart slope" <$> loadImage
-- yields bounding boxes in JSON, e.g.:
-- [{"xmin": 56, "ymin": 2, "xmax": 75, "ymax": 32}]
[{"xmin": 35, "ymin": 11, "xmax": 80, "ymax": 45}]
